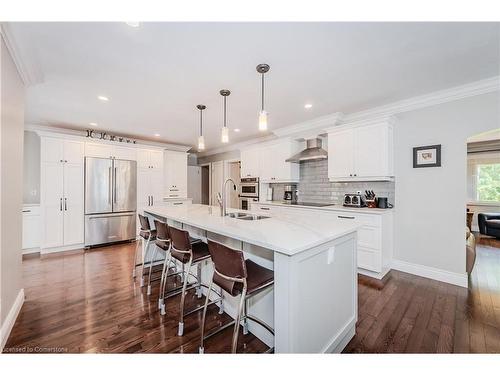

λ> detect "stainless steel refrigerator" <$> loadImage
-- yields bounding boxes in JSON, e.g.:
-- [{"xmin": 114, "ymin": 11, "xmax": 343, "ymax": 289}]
[{"xmin": 84, "ymin": 157, "xmax": 137, "ymax": 247}]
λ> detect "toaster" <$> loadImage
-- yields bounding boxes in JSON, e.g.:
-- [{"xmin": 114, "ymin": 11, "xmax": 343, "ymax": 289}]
[{"xmin": 343, "ymin": 193, "xmax": 366, "ymax": 207}]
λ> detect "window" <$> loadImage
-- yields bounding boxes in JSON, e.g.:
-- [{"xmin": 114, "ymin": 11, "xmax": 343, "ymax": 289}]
[{"xmin": 476, "ymin": 163, "xmax": 500, "ymax": 202}]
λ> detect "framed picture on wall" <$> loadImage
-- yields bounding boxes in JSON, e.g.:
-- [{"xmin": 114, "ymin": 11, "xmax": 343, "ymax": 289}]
[{"xmin": 413, "ymin": 144, "xmax": 441, "ymax": 168}]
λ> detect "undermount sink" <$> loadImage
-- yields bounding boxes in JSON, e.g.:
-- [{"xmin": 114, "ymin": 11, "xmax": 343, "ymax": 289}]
[
  {"xmin": 226, "ymin": 212, "xmax": 248, "ymax": 218},
  {"xmin": 226, "ymin": 212, "xmax": 270, "ymax": 220}
]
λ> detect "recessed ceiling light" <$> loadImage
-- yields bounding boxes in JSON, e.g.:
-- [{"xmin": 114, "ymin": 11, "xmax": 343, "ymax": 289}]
[
  {"xmin": 126, "ymin": 22, "xmax": 140, "ymax": 28},
  {"xmin": 304, "ymin": 103, "xmax": 313, "ymax": 109},
  {"xmin": 89, "ymin": 122, "xmax": 98, "ymax": 126},
  {"xmin": 154, "ymin": 133, "xmax": 160, "ymax": 137},
  {"xmin": 98, "ymin": 95, "xmax": 109, "ymax": 101},
  {"xmin": 234, "ymin": 128, "xmax": 240, "ymax": 132}
]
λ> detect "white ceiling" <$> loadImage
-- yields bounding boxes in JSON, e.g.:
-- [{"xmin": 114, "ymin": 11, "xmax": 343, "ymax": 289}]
[{"xmin": 9, "ymin": 22, "xmax": 500, "ymax": 151}]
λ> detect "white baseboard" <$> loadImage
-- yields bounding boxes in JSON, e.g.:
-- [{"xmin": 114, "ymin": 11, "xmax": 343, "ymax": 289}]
[
  {"xmin": 391, "ymin": 259, "xmax": 468, "ymax": 288},
  {"xmin": 40, "ymin": 243, "xmax": 84, "ymax": 255},
  {"xmin": 0, "ymin": 289, "xmax": 25, "ymax": 351},
  {"xmin": 22, "ymin": 247, "xmax": 40, "ymax": 255}
]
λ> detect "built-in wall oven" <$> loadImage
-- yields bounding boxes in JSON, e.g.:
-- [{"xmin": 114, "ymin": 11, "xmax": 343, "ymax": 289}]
[{"xmin": 239, "ymin": 177, "xmax": 259, "ymax": 210}]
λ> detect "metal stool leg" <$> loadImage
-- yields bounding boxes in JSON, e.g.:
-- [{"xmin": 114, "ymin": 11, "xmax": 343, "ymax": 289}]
[
  {"xmin": 242, "ymin": 298, "xmax": 249, "ymax": 335},
  {"xmin": 158, "ymin": 250, "xmax": 169, "ymax": 309},
  {"xmin": 177, "ymin": 258, "xmax": 193, "ymax": 336},
  {"xmin": 132, "ymin": 237, "xmax": 141, "ymax": 278},
  {"xmin": 160, "ymin": 251, "xmax": 173, "ymax": 316},
  {"xmin": 147, "ymin": 246, "xmax": 158, "ymax": 295},
  {"xmin": 139, "ymin": 236, "xmax": 149, "ymax": 287},
  {"xmin": 231, "ymin": 288, "xmax": 247, "ymax": 353},
  {"xmin": 199, "ymin": 276, "xmax": 214, "ymax": 354},
  {"xmin": 196, "ymin": 262, "xmax": 203, "ymax": 298}
]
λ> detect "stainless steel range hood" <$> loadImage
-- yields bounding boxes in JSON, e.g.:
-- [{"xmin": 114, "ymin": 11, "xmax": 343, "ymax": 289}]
[{"xmin": 285, "ymin": 138, "xmax": 328, "ymax": 163}]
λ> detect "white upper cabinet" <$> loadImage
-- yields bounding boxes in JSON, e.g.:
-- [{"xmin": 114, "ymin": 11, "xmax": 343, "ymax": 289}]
[
  {"xmin": 113, "ymin": 145, "xmax": 137, "ymax": 161},
  {"xmin": 259, "ymin": 139, "xmax": 300, "ymax": 183},
  {"xmin": 241, "ymin": 139, "xmax": 299, "ymax": 182},
  {"xmin": 85, "ymin": 142, "xmax": 137, "ymax": 160},
  {"xmin": 40, "ymin": 136, "xmax": 85, "ymax": 249},
  {"xmin": 328, "ymin": 120, "xmax": 394, "ymax": 181},
  {"xmin": 137, "ymin": 148, "xmax": 166, "ymax": 208},
  {"xmin": 164, "ymin": 150, "xmax": 187, "ymax": 198},
  {"xmin": 240, "ymin": 147, "xmax": 260, "ymax": 178}
]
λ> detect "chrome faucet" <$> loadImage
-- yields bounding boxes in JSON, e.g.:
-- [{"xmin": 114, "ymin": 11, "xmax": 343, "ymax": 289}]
[{"xmin": 219, "ymin": 178, "xmax": 237, "ymax": 217}]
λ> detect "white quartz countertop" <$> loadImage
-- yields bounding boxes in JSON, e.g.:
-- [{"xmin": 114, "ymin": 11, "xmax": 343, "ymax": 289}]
[
  {"xmin": 144, "ymin": 204, "xmax": 360, "ymax": 256},
  {"xmin": 254, "ymin": 201, "xmax": 394, "ymax": 215}
]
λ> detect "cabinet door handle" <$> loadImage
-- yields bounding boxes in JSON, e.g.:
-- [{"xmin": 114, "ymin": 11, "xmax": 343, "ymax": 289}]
[
  {"xmin": 260, "ymin": 207, "xmax": 270, "ymax": 211},
  {"xmin": 148, "ymin": 196, "xmax": 151, "ymax": 206},
  {"xmin": 338, "ymin": 215, "xmax": 355, "ymax": 219},
  {"xmin": 64, "ymin": 198, "xmax": 67, "ymax": 211},
  {"xmin": 151, "ymin": 196, "xmax": 154, "ymax": 206},
  {"xmin": 60, "ymin": 198, "xmax": 63, "ymax": 211}
]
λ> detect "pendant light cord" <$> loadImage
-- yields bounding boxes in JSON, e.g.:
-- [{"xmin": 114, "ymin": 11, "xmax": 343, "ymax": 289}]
[
  {"xmin": 261, "ymin": 73, "xmax": 265, "ymax": 111},
  {"xmin": 223, "ymin": 96, "xmax": 227, "ymax": 128}
]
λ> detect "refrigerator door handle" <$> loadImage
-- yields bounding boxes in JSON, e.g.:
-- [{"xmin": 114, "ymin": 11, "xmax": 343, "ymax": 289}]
[
  {"xmin": 108, "ymin": 166, "xmax": 112, "ymax": 205},
  {"xmin": 113, "ymin": 167, "xmax": 117, "ymax": 204}
]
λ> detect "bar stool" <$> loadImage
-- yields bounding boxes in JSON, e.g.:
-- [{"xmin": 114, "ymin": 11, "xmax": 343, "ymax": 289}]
[
  {"xmin": 153, "ymin": 219, "xmax": 178, "ymax": 306},
  {"xmin": 199, "ymin": 240, "xmax": 274, "ymax": 354},
  {"xmin": 132, "ymin": 214, "xmax": 157, "ymax": 288},
  {"xmin": 167, "ymin": 226, "xmax": 224, "ymax": 336}
]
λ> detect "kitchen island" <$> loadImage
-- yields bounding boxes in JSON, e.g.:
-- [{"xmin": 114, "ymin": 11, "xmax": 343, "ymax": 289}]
[{"xmin": 144, "ymin": 204, "xmax": 359, "ymax": 353}]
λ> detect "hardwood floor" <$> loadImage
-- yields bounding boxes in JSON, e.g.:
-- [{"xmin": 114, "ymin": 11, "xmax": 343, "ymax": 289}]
[
  {"xmin": 4, "ymin": 243, "xmax": 268, "ymax": 353},
  {"xmin": 344, "ymin": 233, "xmax": 500, "ymax": 353},
  {"xmin": 4, "ymin": 233, "xmax": 500, "ymax": 354}
]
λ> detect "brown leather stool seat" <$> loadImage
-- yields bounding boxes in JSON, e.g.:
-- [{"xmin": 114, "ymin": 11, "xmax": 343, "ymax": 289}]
[
  {"xmin": 172, "ymin": 241, "xmax": 210, "ymax": 264},
  {"xmin": 214, "ymin": 259, "xmax": 274, "ymax": 297},
  {"xmin": 141, "ymin": 229, "xmax": 156, "ymax": 240},
  {"xmin": 487, "ymin": 219, "xmax": 500, "ymax": 229}
]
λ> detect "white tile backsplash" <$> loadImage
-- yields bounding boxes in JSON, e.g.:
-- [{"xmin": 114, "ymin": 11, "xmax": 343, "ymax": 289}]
[{"xmin": 270, "ymin": 159, "xmax": 395, "ymax": 205}]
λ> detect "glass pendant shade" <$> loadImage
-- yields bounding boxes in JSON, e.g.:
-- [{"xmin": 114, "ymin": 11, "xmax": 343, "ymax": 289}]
[
  {"xmin": 198, "ymin": 135, "xmax": 205, "ymax": 151},
  {"xmin": 259, "ymin": 110, "xmax": 268, "ymax": 131},
  {"xmin": 221, "ymin": 127, "xmax": 229, "ymax": 143}
]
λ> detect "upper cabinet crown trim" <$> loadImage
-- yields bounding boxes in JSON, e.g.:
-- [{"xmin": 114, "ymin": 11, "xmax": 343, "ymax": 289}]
[{"xmin": 28, "ymin": 125, "xmax": 190, "ymax": 152}]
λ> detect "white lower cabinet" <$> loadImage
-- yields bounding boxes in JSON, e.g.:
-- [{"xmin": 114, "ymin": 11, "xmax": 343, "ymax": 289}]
[
  {"xmin": 22, "ymin": 205, "xmax": 41, "ymax": 252},
  {"xmin": 251, "ymin": 203, "xmax": 393, "ymax": 278}
]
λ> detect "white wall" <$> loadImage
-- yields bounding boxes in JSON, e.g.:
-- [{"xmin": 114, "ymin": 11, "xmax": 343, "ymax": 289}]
[
  {"xmin": 23, "ymin": 130, "xmax": 40, "ymax": 204},
  {"xmin": 0, "ymin": 35, "xmax": 25, "ymax": 346},
  {"xmin": 394, "ymin": 92, "xmax": 500, "ymax": 278}
]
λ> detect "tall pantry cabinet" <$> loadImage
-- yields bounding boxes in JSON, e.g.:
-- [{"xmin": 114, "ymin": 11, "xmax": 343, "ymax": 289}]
[{"xmin": 40, "ymin": 136, "xmax": 85, "ymax": 250}]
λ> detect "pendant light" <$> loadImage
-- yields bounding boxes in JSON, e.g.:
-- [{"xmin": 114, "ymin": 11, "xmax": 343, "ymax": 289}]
[
  {"xmin": 220, "ymin": 89, "xmax": 230, "ymax": 143},
  {"xmin": 196, "ymin": 104, "xmax": 206, "ymax": 151},
  {"xmin": 256, "ymin": 63, "xmax": 270, "ymax": 131}
]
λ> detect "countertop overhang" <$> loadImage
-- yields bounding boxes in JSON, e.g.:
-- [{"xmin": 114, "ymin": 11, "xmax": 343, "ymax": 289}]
[{"xmin": 144, "ymin": 204, "xmax": 360, "ymax": 256}]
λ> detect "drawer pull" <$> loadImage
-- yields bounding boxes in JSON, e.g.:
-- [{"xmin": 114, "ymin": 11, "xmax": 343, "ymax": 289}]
[
  {"xmin": 22, "ymin": 210, "xmax": 31, "ymax": 213},
  {"xmin": 169, "ymin": 194, "xmax": 179, "ymax": 197},
  {"xmin": 260, "ymin": 207, "xmax": 270, "ymax": 211},
  {"xmin": 173, "ymin": 202, "xmax": 183, "ymax": 205},
  {"xmin": 338, "ymin": 215, "xmax": 355, "ymax": 219}
]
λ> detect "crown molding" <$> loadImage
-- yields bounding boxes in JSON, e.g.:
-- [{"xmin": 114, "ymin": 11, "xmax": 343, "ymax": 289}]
[
  {"xmin": 342, "ymin": 75, "xmax": 500, "ymax": 124},
  {"xmin": 272, "ymin": 112, "xmax": 343, "ymax": 139},
  {"xmin": 25, "ymin": 124, "xmax": 191, "ymax": 152},
  {"xmin": 0, "ymin": 23, "xmax": 44, "ymax": 86}
]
